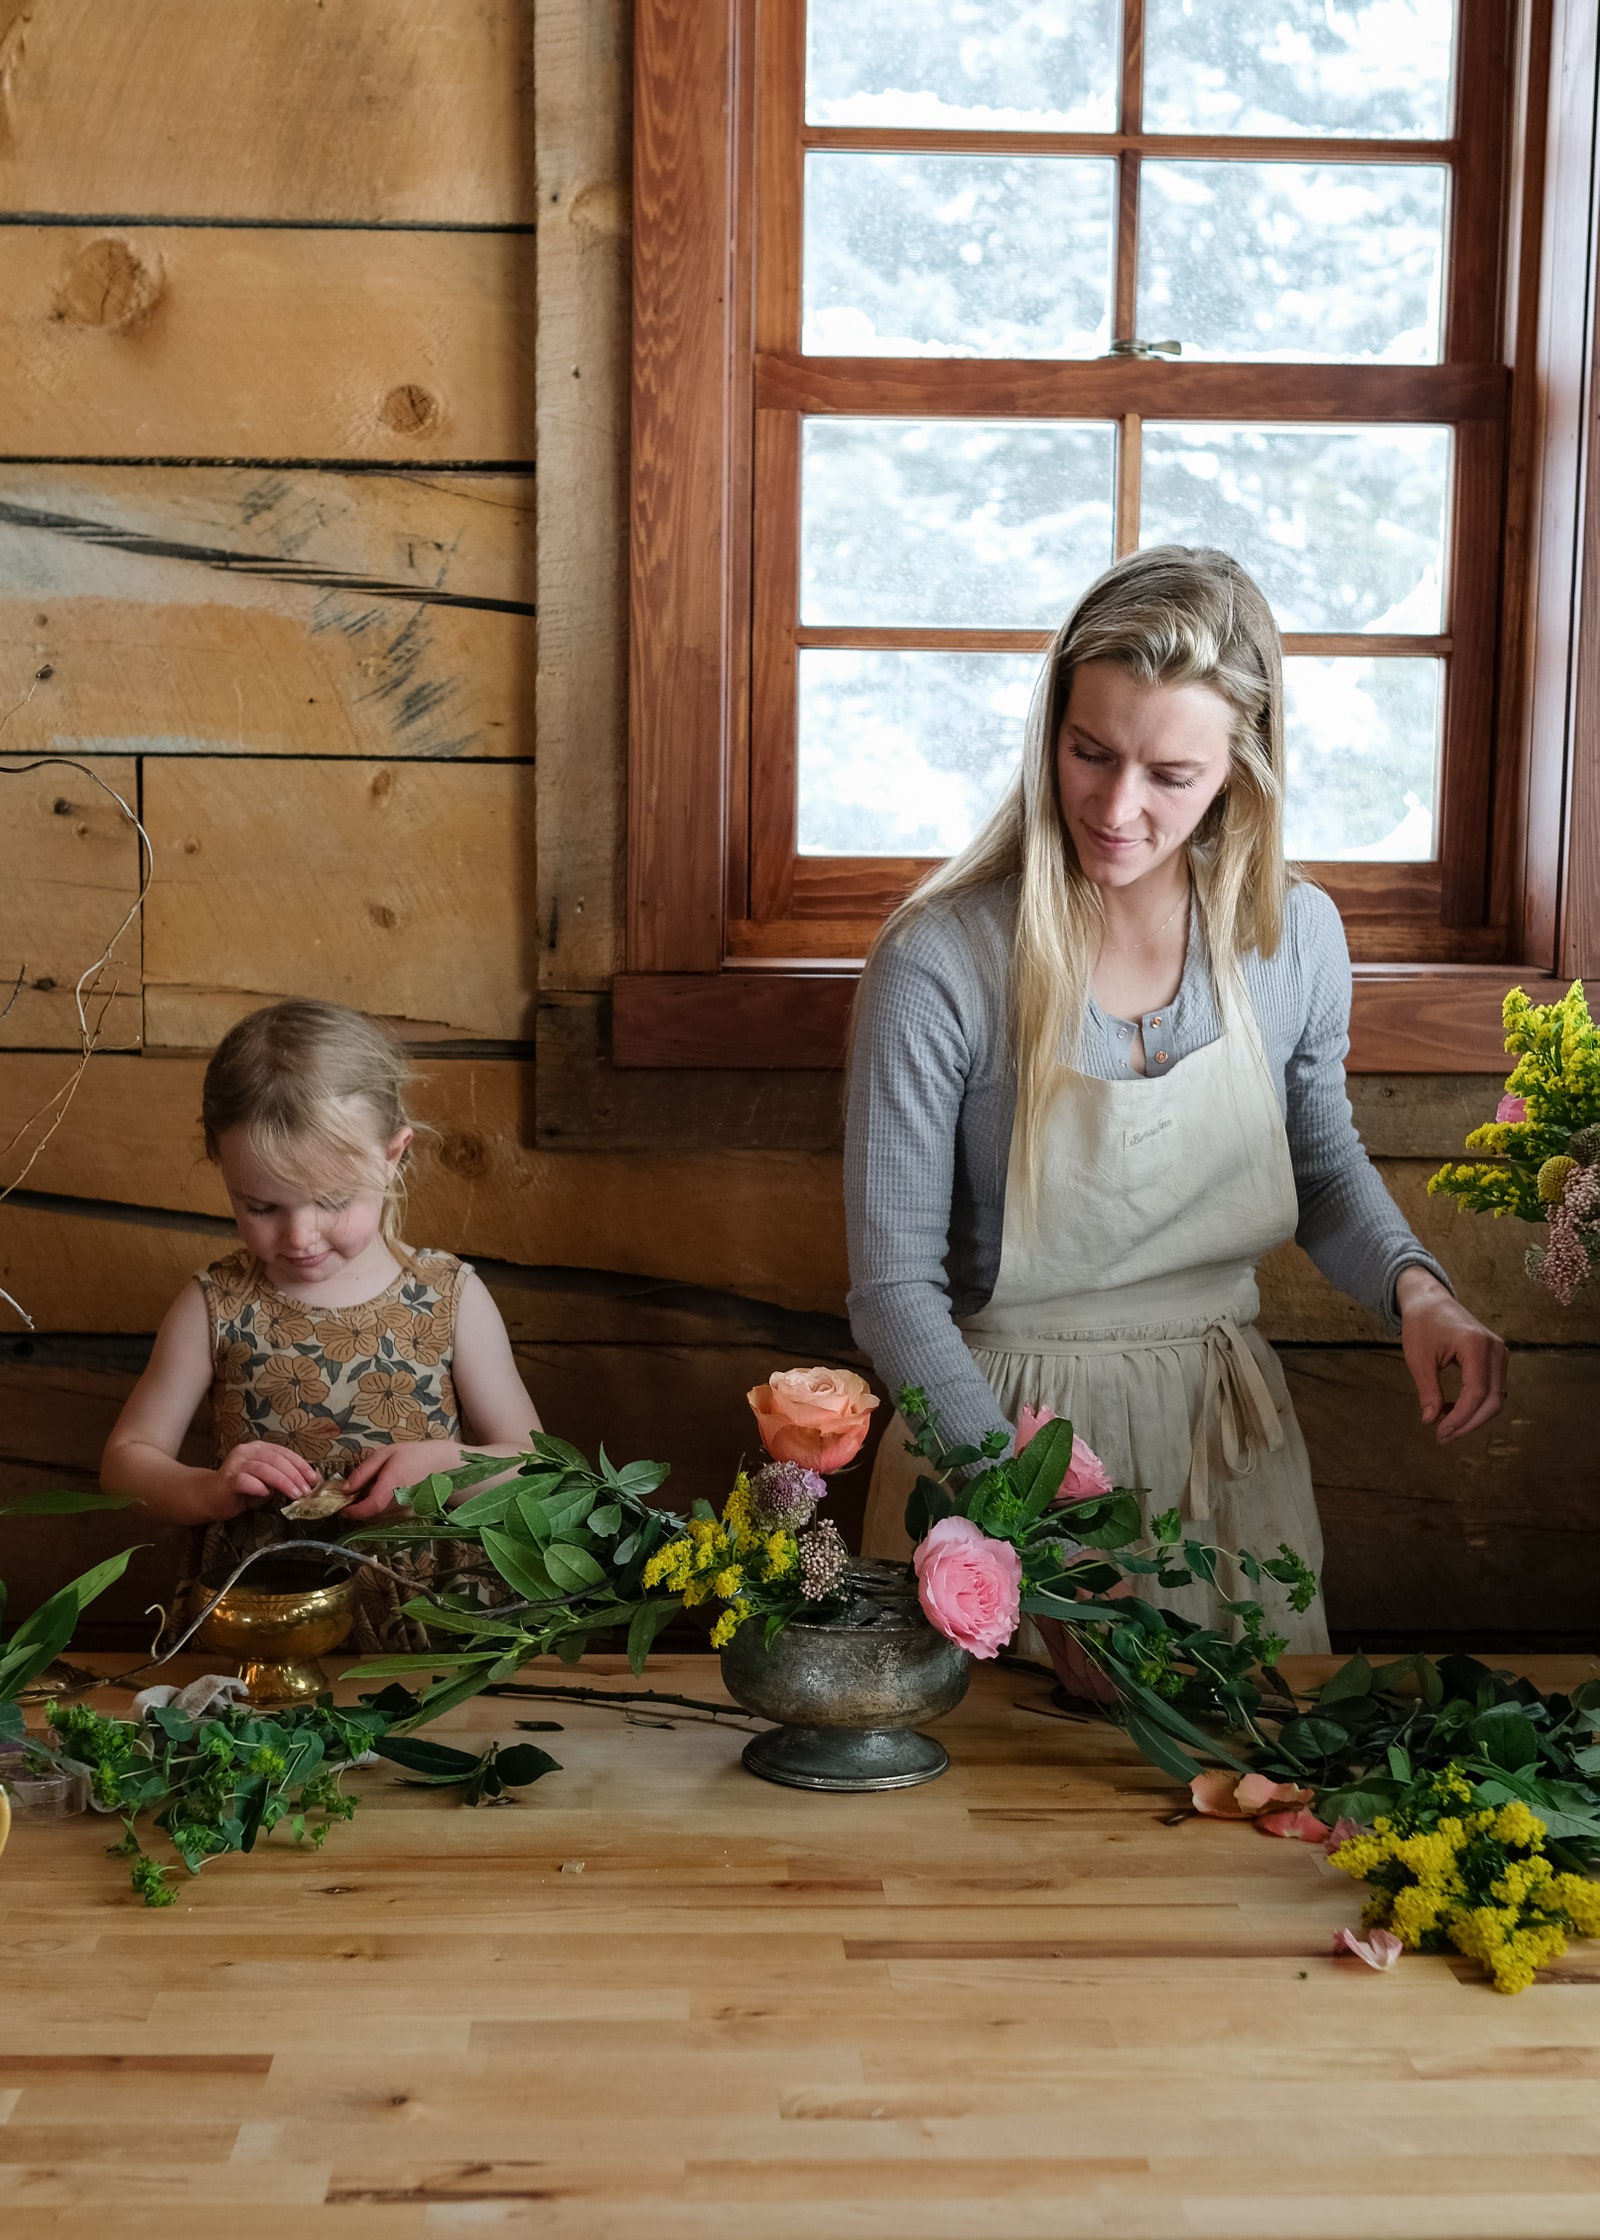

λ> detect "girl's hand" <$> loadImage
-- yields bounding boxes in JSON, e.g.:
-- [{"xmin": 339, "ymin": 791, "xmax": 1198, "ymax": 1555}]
[
  {"xmin": 342, "ymin": 1441, "xmax": 465, "ymax": 1520},
  {"xmin": 206, "ymin": 1442, "xmax": 319, "ymax": 1519},
  {"xmin": 1396, "ymin": 1267, "xmax": 1509, "ymax": 1443}
]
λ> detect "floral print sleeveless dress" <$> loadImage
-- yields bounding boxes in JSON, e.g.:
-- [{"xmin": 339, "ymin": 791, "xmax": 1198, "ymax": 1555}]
[{"xmin": 189, "ymin": 1246, "xmax": 472, "ymax": 1653}]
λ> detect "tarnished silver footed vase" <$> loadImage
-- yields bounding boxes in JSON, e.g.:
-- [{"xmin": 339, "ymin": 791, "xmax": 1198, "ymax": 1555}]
[{"xmin": 718, "ymin": 1562, "xmax": 971, "ymax": 1791}]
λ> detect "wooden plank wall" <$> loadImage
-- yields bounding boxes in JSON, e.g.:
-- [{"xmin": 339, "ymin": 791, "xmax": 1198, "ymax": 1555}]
[{"xmin": 1, "ymin": 0, "xmax": 1595, "ymax": 1650}]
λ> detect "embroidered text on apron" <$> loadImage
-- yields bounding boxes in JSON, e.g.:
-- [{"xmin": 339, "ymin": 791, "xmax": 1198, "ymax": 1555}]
[{"xmin": 862, "ymin": 972, "xmax": 1329, "ymax": 1652}]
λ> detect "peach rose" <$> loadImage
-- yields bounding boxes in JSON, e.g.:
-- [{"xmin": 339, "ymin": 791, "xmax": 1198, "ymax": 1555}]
[
  {"xmin": 747, "ymin": 1367, "xmax": 879, "ymax": 1474},
  {"xmin": 913, "ymin": 1514, "xmax": 1021, "ymax": 1659}
]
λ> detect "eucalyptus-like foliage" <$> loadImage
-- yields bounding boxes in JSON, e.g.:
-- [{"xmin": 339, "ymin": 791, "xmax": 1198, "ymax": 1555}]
[{"xmin": 345, "ymin": 1434, "xmax": 685, "ymax": 1728}]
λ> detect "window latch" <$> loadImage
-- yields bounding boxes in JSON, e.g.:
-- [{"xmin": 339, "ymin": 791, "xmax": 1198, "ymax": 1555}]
[{"xmin": 1105, "ymin": 338, "xmax": 1183, "ymax": 359}]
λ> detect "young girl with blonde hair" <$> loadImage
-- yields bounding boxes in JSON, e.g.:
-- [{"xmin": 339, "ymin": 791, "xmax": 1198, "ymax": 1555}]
[
  {"xmin": 102, "ymin": 998, "xmax": 541, "ymax": 1648},
  {"xmin": 849, "ymin": 546, "xmax": 1507, "ymax": 1652}
]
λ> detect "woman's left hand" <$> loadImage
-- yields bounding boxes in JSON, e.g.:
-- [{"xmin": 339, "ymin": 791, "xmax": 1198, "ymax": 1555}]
[
  {"xmin": 341, "ymin": 1440, "xmax": 464, "ymax": 1519},
  {"xmin": 1395, "ymin": 1268, "xmax": 1508, "ymax": 1443}
]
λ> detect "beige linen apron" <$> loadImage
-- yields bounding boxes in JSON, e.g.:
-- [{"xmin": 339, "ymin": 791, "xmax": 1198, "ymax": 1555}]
[{"xmin": 862, "ymin": 976, "xmax": 1330, "ymax": 1652}]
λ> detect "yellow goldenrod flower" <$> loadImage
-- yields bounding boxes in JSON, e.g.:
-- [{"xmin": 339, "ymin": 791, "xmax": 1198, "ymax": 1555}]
[
  {"xmin": 722, "ymin": 1476, "xmax": 756, "ymax": 1543},
  {"xmin": 642, "ymin": 1539, "xmax": 691, "ymax": 1590},
  {"xmin": 761, "ymin": 1530, "xmax": 797, "ymax": 1581},
  {"xmin": 712, "ymin": 1566, "xmax": 743, "ymax": 1600},
  {"xmin": 1329, "ymin": 1834, "xmax": 1387, "ymax": 1882},
  {"xmin": 1492, "ymin": 1800, "xmax": 1544, "ymax": 1849},
  {"xmin": 1389, "ymin": 1884, "xmax": 1446, "ymax": 1946}
]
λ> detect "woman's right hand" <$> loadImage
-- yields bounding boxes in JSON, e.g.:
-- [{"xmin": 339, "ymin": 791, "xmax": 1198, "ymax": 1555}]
[{"xmin": 202, "ymin": 1442, "xmax": 319, "ymax": 1519}]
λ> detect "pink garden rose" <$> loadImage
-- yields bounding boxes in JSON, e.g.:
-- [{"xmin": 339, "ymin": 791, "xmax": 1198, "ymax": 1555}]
[
  {"xmin": 1014, "ymin": 1405, "xmax": 1114, "ymax": 1500},
  {"xmin": 1015, "ymin": 1403, "xmax": 1055, "ymax": 1450},
  {"xmin": 747, "ymin": 1367, "xmax": 879, "ymax": 1474},
  {"xmin": 1496, "ymin": 1093, "xmax": 1528, "ymax": 1123},
  {"xmin": 914, "ymin": 1515, "xmax": 1021, "ymax": 1659}
]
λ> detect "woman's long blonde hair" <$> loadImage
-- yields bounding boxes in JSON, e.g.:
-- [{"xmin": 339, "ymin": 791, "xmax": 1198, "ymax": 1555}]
[
  {"xmin": 202, "ymin": 998, "xmax": 425, "ymax": 1260},
  {"xmin": 879, "ymin": 545, "xmax": 1290, "ymax": 1208}
]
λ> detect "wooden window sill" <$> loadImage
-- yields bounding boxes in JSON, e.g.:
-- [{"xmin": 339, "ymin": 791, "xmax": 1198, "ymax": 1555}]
[{"xmin": 613, "ymin": 964, "xmax": 1596, "ymax": 1072}]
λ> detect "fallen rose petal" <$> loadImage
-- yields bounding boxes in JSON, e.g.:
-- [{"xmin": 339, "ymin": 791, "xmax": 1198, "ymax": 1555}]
[
  {"xmin": 1322, "ymin": 1816, "xmax": 1364, "ymax": 1854},
  {"xmin": 1190, "ymin": 1770, "xmax": 1249, "ymax": 1818},
  {"xmin": 1255, "ymin": 1807, "xmax": 1332, "ymax": 1841},
  {"xmin": 1234, "ymin": 1773, "xmax": 1315, "ymax": 1816},
  {"xmin": 1332, "ymin": 1926, "xmax": 1403, "ymax": 1970}
]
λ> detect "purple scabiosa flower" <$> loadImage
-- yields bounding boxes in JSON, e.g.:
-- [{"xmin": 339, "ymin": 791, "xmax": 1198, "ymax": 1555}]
[
  {"xmin": 748, "ymin": 1460, "xmax": 827, "ymax": 1531},
  {"xmin": 796, "ymin": 1518, "xmax": 850, "ymax": 1601}
]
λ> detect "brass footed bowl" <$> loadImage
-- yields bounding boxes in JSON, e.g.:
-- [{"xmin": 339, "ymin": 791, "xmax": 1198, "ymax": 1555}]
[{"xmin": 195, "ymin": 1559, "xmax": 356, "ymax": 1704}]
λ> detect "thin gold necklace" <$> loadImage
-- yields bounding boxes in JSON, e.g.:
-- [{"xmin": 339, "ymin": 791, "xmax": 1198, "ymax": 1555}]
[{"xmin": 1100, "ymin": 889, "xmax": 1190, "ymax": 955}]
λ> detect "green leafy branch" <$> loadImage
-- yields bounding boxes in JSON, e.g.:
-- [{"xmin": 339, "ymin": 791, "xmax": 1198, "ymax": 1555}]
[
  {"xmin": 372, "ymin": 1731, "xmax": 560, "ymax": 1805},
  {"xmin": 1248, "ymin": 1649, "xmax": 1600, "ymax": 1864},
  {"xmin": 896, "ymin": 1387, "xmax": 1318, "ymax": 1786},
  {"xmin": 345, "ymin": 1432, "xmax": 686, "ymax": 1728}
]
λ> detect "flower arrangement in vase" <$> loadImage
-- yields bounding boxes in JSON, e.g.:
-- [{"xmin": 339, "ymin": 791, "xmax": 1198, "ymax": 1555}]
[
  {"xmin": 632, "ymin": 1371, "xmax": 1317, "ymax": 1790},
  {"xmin": 1429, "ymin": 979, "xmax": 1600, "ymax": 1302}
]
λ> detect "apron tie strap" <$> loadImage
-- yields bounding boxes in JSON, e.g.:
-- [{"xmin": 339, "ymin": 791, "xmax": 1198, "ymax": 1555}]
[{"xmin": 1187, "ymin": 1318, "xmax": 1285, "ymax": 1523}]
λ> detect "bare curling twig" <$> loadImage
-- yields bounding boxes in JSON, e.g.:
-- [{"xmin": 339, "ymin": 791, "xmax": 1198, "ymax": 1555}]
[{"xmin": 0, "ymin": 720, "xmax": 157, "ymax": 1328}]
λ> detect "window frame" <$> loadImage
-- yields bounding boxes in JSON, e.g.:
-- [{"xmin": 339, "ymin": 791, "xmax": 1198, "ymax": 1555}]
[{"xmin": 622, "ymin": 0, "xmax": 1600, "ymax": 1069}]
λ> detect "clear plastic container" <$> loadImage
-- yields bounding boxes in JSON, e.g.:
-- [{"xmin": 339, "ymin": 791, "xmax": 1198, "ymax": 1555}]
[{"xmin": 0, "ymin": 1743, "xmax": 92, "ymax": 1816}]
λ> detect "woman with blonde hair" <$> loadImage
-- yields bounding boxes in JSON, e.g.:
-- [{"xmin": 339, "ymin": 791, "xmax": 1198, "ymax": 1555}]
[{"xmin": 848, "ymin": 546, "xmax": 1506, "ymax": 1651}]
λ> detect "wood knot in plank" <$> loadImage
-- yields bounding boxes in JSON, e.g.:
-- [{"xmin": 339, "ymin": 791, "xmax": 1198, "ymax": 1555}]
[
  {"xmin": 438, "ymin": 1131, "xmax": 488, "ymax": 1181},
  {"xmin": 55, "ymin": 236, "xmax": 165, "ymax": 334},
  {"xmin": 567, "ymin": 181, "xmax": 630, "ymax": 240},
  {"xmin": 380, "ymin": 383, "xmax": 443, "ymax": 437},
  {"xmin": 368, "ymin": 901, "xmax": 399, "ymax": 930}
]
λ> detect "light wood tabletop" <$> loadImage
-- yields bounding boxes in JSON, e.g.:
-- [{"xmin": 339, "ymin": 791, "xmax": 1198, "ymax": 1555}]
[{"xmin": 4, "ymin": 1651, "xmax": 1600, "ymax": 2240}]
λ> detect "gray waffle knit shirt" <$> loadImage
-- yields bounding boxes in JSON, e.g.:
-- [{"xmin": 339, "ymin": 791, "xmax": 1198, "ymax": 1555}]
[{"xmin": 844, "ymin": 878, "xmax": 1449, "ymax": 1450}]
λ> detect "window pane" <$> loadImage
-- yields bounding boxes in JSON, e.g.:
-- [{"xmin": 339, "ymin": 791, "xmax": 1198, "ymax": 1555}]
[
  {"xmin": 1138, "ymin": 162, "xmax": 1445, "ymax": 362},
  {"xmin": 805, "ymin": 0, "xmax": 1120, "ymax": 130},
  {"xmin": 1283, "ymin": 657, "xmax": 1440, "ymax": 859},
  {"xmin": 1145, "ymin": 0, "xmax": 1454, "ymax": 138},
  {"xmin": 804, "ymin": 153, "xmax": 1115, "ymax": 358},
  {"xmin": 798, "ymin": 649, "xmax": 1035, "ymax": 854},
  {"xmin": 1140, "ymin": 424, "xmax": 1449, "ymax": 632},
  {"xmin": 802, "ymin": 419, "xmax": 1115, "ymax": 628}
]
